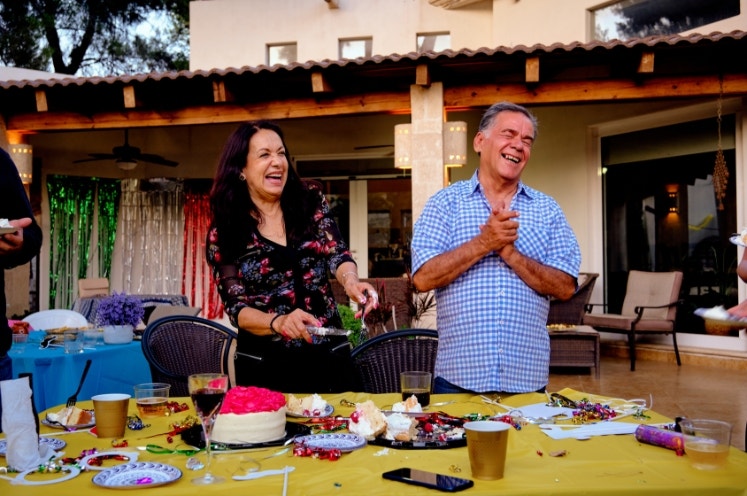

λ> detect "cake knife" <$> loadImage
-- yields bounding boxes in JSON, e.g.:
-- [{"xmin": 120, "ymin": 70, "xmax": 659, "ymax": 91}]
[{"xmin": 305, "ymin": 325, "xmax": 351, "ymax": 337}]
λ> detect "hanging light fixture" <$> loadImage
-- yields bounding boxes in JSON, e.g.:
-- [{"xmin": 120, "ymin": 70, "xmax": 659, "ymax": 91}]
[
  {"xmin": 10, "ymin": 143, "xmax": 33, "ymax": 184},
  {"xmin": 443, "ymin": 121, "xmax": 467, "ymax": 168},
  {"xmin": 394, "ymin": 123, "xmax": 412, "ymax": 169},
  {"xmin": 713, "ymin": 77, "xmax": 728, "ymax": 211}
]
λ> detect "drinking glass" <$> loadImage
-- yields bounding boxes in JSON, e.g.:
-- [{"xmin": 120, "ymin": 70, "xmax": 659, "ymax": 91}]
[{"xmin": 187, "ymin": 373, "xmax": 229, "ymax": 485}]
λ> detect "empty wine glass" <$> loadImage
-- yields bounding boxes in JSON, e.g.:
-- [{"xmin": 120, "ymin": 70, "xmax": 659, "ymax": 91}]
[{"xmin": 188, "ymin": 373, "xmax": 229, "ymax": 485}]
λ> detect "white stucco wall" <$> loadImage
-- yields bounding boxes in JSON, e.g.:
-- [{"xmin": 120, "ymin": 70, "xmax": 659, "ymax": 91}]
[{"xmin": 190, "ymin": 0, "xmax": 747, "ymax": 70}]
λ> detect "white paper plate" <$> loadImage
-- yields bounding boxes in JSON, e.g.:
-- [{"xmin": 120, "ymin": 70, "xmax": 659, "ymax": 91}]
[
  {"xmin": 92, "ymin": 462, "xmax": 182, "ymax": 489},
  {"xmin": 0, "ymin": 437, "xmax": 66, "ymax": 456},
  {"xmin": 286, "ymin": 403, "xmax": 334, "ymax": 418},
  {"xmin": 294, "ymin": 433, "xmax": 366, "ymax": 452},
  {"xmin": 42, "ymin": 411, "xmax": 96, "ymax": 430},
  {"xmin": 22, "ymin": 309, "xmax": 88, "ymax": 331},
  {"xmin": 0, "ymin": 226, "xmax": 18, "ymax": 235},
  {"xmin": 730, "ymin": 235, "xmax": 747, "ymax": 248}
]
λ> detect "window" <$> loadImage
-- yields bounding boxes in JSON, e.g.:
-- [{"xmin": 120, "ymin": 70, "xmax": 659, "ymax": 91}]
[
  {"xmin": 340, "ymin": 37, "xmax": 372, "ymax": 59},
  {"xmin": 591, "ymin": 0, "xmax": 740, "ymax": 41},
  {"xmin": 267, "ymin": 43, "xmax": 297, "ymax": 66},
  {"xmin": 416, "ymin": 32, "xmax": 450, "ymax": 53}
]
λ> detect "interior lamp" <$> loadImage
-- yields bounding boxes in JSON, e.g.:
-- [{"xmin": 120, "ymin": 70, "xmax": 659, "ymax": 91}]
[
  {"xmin": 10, "ymin": 143, "xmax": 33, "ymax": 184},
  {"xmin": 394, "ymin": 123, "xmax": 412, "ymax": 169},
  {"xmin": 443, "ymin": 121, "xmax": 467, "ymax": 168},
  {"xmin": 117, "ymin": 159, "xmax": 138, "ymax": 171}
]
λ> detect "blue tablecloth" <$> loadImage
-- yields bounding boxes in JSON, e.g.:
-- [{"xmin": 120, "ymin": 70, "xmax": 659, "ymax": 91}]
[{"xmin": 9, "ymin": 337, "xmax": 152, "ymax": 412}]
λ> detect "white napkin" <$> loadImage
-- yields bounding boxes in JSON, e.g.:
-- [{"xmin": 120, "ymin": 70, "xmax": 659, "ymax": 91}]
[
  {"xmin": 539, "ymin": 421, "xmax": 640, "ymax": 440},
  {"xmin": 0, "ymin": 377, "xmax": 55, "ymax": 471}
]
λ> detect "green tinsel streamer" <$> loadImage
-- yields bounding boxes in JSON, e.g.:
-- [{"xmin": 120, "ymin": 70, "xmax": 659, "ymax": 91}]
[
  {"xmin": 96, "ymin": 179, "xmax": 121, "ymax": 278},
  {"xmin": 47, "ymin": 175, "xmax": 115, "ymax": 309}
]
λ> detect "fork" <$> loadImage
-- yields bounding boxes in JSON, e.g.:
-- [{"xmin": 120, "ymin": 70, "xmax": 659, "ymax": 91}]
[{"xmin": 66, "ymin": 359, "xmax": 92, "ymax": 407}]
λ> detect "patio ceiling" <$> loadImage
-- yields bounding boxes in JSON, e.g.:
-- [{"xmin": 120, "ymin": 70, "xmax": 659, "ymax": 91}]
[{"xmin": 1, "ymin": 31, "xmax": 746, "ymax": 134}]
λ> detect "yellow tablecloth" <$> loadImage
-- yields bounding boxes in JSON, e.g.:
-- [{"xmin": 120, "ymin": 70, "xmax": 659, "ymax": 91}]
[{"xmin": 4, "ymin": 389, "xmax": 747, "ymax": 495}]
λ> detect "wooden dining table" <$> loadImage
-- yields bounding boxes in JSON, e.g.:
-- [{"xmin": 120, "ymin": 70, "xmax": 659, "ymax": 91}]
[
  {"xmin": 9, "ymin": 334, "xmax": 152, "ymax": 412},
  {"xmin": 2, "ymin": 388, "xmax": 747, "ymax": 494}
]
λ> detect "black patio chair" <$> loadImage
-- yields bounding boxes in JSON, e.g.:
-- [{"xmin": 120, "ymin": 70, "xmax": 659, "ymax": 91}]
[
  {"xmin": 141, "ymin": 315, "xmax": 238, "ymax": 397},
  {"xmin": 350, "ymin": 328, "xmax": 438, "ymax": 393}
]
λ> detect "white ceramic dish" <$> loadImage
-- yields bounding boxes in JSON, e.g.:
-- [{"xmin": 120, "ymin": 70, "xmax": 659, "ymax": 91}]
[
  {"xmin": 286, "ymin": 403, "xmax": 334, "ymax": 418},
  {"xmin": 294, "ymin": 433, "xmax": 366, "ymax": 452},
  {"xmin": 22, "ymin": 309, "xmax": 88, "ymax": 331},
  {"xmin": 92, "ymin": 462, "xmax": 182, "ymax": 489}
]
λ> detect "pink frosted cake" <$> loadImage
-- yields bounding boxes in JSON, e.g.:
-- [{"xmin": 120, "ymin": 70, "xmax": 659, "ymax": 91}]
[{"xmin": 211, "ymin": 386, "xmax": 287, "ymax": 444}]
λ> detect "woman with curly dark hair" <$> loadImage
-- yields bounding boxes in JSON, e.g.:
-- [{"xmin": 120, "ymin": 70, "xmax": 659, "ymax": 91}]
[{"xmin": 206, "ymin": 120, "xmax": 376, "ymax": 393}]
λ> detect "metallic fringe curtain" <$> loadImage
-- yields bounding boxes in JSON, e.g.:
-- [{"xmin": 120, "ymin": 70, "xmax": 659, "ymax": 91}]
[
  {"xmin": 47, "ymin": 175, "xmax": 119, "ymax": 309},
  {"xmin": 117, "ymin": 179, "xmax": 184, "ymax": 295},
  {"xmin": 183, "ymin": 191, "xmax": 223, "ymax": 319}
]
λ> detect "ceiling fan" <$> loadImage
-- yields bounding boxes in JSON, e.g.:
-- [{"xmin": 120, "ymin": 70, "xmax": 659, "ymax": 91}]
[{"xmin": 73, "ymin": 129, "xmax": 178, "ymax": 170}]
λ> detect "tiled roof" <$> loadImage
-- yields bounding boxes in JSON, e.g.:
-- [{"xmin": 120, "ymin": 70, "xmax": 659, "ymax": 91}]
[{"xmin": 1, "ymin": 30, "xmax": 744, "ymax": 90}]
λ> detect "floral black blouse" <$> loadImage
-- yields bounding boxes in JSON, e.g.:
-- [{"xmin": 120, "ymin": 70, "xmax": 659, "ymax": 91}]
[{"xmin": 206, "ymin": 187, "xmax": 354, "ymax": 333}]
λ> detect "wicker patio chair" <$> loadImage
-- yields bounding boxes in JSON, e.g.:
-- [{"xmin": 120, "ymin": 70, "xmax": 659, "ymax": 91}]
[
  {"xmin": 350, "ymin": 328, "xmax": 438, "ymax": 393},
  {"xmin": 583, "ymin": 270, "xmax": 683, "ymax": 372},
  {"xmin": 547, "ymin": 272, "xmax": 599, "ymax": 325},
  {"xmin": 141, "ymin": 315, "xmax": 238, "ymax": 396}
]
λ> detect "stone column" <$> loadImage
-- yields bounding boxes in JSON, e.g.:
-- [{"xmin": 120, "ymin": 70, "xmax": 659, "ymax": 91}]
[{"xmin": 410, "ymin": 82, "xmax": 446, "ymax": 222}]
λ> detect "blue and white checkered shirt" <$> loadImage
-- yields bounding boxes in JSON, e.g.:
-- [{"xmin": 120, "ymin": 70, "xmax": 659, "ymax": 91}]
[{"xmin": 411, "ymin": 171, "xmax": 581, "ymax": 393}]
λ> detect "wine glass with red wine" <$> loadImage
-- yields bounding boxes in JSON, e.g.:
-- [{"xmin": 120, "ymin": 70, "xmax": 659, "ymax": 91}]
[{"xmin": 188, "ymin": 373, "xmax": 229, "ymax": 484}]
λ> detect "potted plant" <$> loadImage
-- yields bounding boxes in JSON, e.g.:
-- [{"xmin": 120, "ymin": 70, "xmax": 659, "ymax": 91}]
[{"xmin": 96, "ymin": 292, "xmax": 145, "ymax": 344}]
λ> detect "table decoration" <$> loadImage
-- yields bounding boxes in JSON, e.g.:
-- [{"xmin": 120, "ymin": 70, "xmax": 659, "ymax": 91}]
[
  {"xmin": 92, "ymin": 461, "xmax": 182, "ymax": 488},
  {"xmin": 79, "ymin": 451, "xmax": 140, "ymax": 470},
  {"xmin": 0, "ymin": 438, "xmax": 66, "ymax": 456},
  {"xmin": 96, "ymin": 292, "xmax": 145, "ymax": 344}
]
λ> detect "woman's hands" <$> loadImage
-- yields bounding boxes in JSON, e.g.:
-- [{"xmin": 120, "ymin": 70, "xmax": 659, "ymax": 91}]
[{"xmin": 271, "ymin": 309, "xmax": 318, "ymax": 343}]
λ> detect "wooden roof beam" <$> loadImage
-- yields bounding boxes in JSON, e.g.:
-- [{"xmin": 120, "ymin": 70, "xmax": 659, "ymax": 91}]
[
  {"xmin": 416, "ymin": 64, "xmax": 431, "ymax": 87},
  {"xmin": 123, "ymin": 85, "xmax": 137, "ymax": 109},
  {"xmin": 311, "ymin": 72, "xmax": 332, "ymax": 93},
  {"xmin": 212, "ymin": 80, "xmax": 235, "ymax": 103},
  {"xmin": 638, "ymin": 51, "xmax": 655, "ymax": 73},
  {"xmin": 525, "ymin": 56, "xmax": 540, "ymax": 83},
  {"xmin": 35, "ymin": 90, "xmax": 48, "ymax": 112}
]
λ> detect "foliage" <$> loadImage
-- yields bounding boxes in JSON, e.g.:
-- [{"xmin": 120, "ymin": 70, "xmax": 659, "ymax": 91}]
[
  {"xmin": 404, "ymin": 271, "xmax": 436, "ymax": 323},
  {"xmin": 337, "ymin": 304, "xmax": 365, "ymax": 347},
  {"xmin": 96, "ymin": 292, "xmax": 145, "ymax": 327},
  {"xmin": 0, "ymin": 0, "xmax": 189, "ymax": 76}
]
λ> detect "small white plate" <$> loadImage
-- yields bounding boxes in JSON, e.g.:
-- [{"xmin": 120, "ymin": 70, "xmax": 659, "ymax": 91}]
[
  {"xmin": 0, "ymin": 437, "xmax": 66, "ymax": 456},
  {"xmin": 0, "ymin": 226, "xmax": 18, "ymax": 235},
  {"xmin": 730, "ymin": 235, "xmax": 747, "ymax": 248},
  {"xmin": 42, "ymin": 411, "xmax": 96, "ymax": 430},
  {"xmin": 286, "ymin": 403, "xmax": 334, "ymax": 418},
  {"xmin": 92, "ymin": 462, "xmax": 182, "ymax": 489},
  {"xmin": 294, "ymin": 433, "xmax": 366, "ymax": 452}
]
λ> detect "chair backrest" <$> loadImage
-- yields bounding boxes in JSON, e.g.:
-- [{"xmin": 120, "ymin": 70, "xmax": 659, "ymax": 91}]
[
  {"xmin": 147, "ymin": 305, "xmax": 202, "ymax": 324},
  {"xmin": 547, "ymin": 272, "xmax": 599, "ymax": 325},
  {"xmin": 621, "ymin": 270, "xmax": 683, "ymax": 320},
  {"xmin": 78, "ymin": 278, "xmax": 109, "ymax": 298},
  {"xmin": 140, "ymin": 315, "xmax": 238, "ymax": 397},
  {"xmin": 350, "ymin": 328, "xmax": 438, "ymax": 393}
]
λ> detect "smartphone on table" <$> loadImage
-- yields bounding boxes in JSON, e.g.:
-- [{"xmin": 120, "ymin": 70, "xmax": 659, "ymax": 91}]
[{"xmin": 382, "ymin": 468, "xmax": 474, "ymax": 492}]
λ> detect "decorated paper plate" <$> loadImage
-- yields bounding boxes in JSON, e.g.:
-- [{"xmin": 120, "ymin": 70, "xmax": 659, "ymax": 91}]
[
  {"xmin": 294, "ymin": 433, "xmax": 366, "ymax": 452},
  {"xmin": 0, "ymin": 437, "xmax": 66, "ymax": 456},
  {"xmin": 694, "ymin": 307, "xmax": 747, "ymax": 330},
  {"xmin": 286, "ymin": 403, "xmax": 334, "ymax": 418},
  {"xmin": 546, "ymin": 323, "xmax": 577, "ymax": 331},
  {"xmin": 730, "ymin": 235, "xmax": 747, "ymax": 248},
  {"xmin": 182, "ymin": 421, "xmax": 310, "ymax": 450},
  {"xmin": 92, "ymin": 462, "xmax": 182, "ymax": 489},
  {"xmin": 42, "ymin": 411, "xmax": 96, "ymax": 430}
]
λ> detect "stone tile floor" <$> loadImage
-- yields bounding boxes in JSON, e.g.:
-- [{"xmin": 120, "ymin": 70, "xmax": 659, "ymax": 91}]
[{"xmin": 548, "ymin": 354, "xmax": 747, "ymax": 451}]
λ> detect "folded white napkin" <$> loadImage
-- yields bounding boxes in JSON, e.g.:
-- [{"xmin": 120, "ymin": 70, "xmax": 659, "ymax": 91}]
[
  {"xmin": 539, "ymin": 421, "xmax": 640, "ymax": 440},
  {"xmin": 0, "ymin": 377, "xmax": 55, "ymax": 471}
]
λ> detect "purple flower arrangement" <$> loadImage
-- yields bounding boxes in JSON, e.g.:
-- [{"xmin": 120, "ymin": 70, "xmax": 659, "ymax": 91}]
[{"xmin": 96, "ymin": 292, "xmax": 145, "ymax": 327}]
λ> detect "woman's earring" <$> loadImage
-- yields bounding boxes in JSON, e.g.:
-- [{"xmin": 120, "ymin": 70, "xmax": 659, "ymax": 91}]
[{"xmin": 239, "ymin": 172, "xmax": 246, "ymax": 181}]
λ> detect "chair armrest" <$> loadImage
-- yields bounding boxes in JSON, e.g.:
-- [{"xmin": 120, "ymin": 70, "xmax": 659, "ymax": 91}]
[
  {"xmin": 633, "ymin": 299, "xmax": 684, "ymax": 319},
  {"xmin": 584, "ymin": 302, "xmax": 607, "ymax": 313}
]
